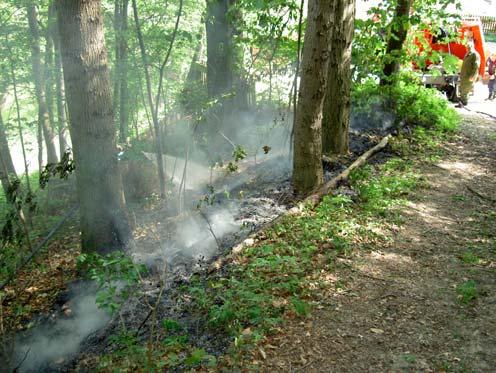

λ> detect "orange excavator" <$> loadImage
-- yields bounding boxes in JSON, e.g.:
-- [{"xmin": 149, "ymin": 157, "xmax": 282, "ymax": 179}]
[{"xmin": 414, "ymin": 18, "xmax": 486, "ymax": 101}]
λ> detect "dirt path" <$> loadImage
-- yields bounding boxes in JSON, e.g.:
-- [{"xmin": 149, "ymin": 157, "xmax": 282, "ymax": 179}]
[{"xmin": 260, "ymin": 115, "xmax": 496, "ymax": 372}]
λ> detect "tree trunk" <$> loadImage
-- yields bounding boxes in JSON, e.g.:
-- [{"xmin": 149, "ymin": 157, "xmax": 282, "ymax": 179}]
[
  {"xmin": 0, "ymin": 101, "xmax": 17, "ymax": 196},
  {"xmin": 113, "ymin": 0, "xmax": 122, "ymax": 135},
  {"xmin": 27, "ymin": 2, "xmax": 59, "ymax": 165},
  {"xmin": 119, "ymin": 0, "xmax": 129, "ymax": 144},
  {"xmin": 54, "ymin": 33, "xmax": 69, "ymax": 154},
  {"xmin": 56, "ymin": 0, "xmax": 133, "ymax": 254},
  {"xmin": 292, "ymin": 0, "xmax": 333, "ymax": 195},
  {"xmin": 50, "ymin": 1, "xmax": 70, "ymax": 154},
  {"xmin": 205, "ymin": 0, "xmax": 233, "ymax": 100},
  {"xmin": 381, "ymin": 0, "xmax": 413, "ymax": 84},
  {"xmin": 45, "ymin": 5, "xmax": 56, "ymax": 144},
  {"xmin": 322, "ymin": 0, "xmax": 355, "ymax": 155},
  {"xmin": 9, "ymin": 59, "xmax": 33, "ymax": 196},
  {"xmin": 132, "ymin": 0, "xmax": 166, "ymax": 197}
]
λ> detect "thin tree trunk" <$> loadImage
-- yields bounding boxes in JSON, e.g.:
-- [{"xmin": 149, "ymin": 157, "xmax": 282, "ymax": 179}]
[
  {"xmin": 113, "ymin": 0, "xmax": 122, "ymax": 134},
  {"xmin": 132, "ymin": 0, "xmax": 166, "ymax": 197},
  {"xmin": 290, "ymin": 0, "xmax": 305, "ymax": 154},
  {"xmin": 45, "ymin": 5, "xmax": 56, "ymax": 146},
  {"xmin": 0, "ymin": 104, "xmax": 17, "ymax": 196},
  {"xmin": 9, "ymin": 58, "xmax": 32, "ymax": 196},
  {"xmin": 119, "ymin": 0, "xmax": 129, "ymax": 144},
  {"xmin": 322, "ymin": 0, "xmax": 355, "ymax": 155},
  {"xmin": 27, "ymin": 2, "xmax": 59, "ymax": 165},
  {"xmin": 292, "ymin": 0, "xmax": 334, "ymax": 195},
  {"xmin": 56, "ymin": 0, "xmax": 133, "ymax": 254},
  {"xmin": 54, "ymin": 35, "xmax": 69, "ymax": 154},
  {"xmin": 381, "ymin": 0, "xmax": 413, "ymax": 84},
  {"xmin": 50, "ymin": 2, "xmax": 69, "ymax": 154}
]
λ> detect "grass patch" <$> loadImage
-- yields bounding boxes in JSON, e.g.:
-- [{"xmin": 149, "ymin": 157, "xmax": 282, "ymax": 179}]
[
  {"xmin": 460, "ymin": 250, "xmax": 480, "ymax": 265},
  {"xmin": 456, "ymin": 280, "xmax": 478, "ymax": 304}
]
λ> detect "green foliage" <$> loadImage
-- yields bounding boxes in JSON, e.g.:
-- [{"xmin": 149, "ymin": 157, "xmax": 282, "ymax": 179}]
[
  {"xmin": 352, "ymin": 0, "xmax": 461, "ymax": 83},
  {"xmin": 39, "ymin": 150, "xmax": 75, "ymax": 189},
  {"xmin": 460, "ymin": 250, "xmax": 480, "ymax": 265},
  {"xmin": 349, "ymin": 158, "xmax": 420, "ymax": 215},
  {"xmin": 456, "ymin": 280, "xmax": 478, "ymax": 304},
  {"xmin": 227, "ymin": 145, "xmax": 247, "ymax": 172},
  {"xmin": 353, "ymin": 78, "xmax": 461, "ymax": 132},
  {"xmin": 77, "ymin": 251, "xmax": 146, "ymax": 314}
]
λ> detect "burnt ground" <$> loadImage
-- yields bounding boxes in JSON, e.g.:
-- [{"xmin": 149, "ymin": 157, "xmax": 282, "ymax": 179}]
[{"xmin": 258, "ymin": 115, "xmax": 496, "ymax": 372}]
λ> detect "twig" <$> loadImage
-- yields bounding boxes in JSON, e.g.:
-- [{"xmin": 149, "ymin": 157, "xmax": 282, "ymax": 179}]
[
  {"xmin": 218, "ymin": 131, "xmax": 236, "ymax": 149},
  {"xmin": 13, "ymin": 348, "xmax": 30, "ymax": 372},
  {"xmin": 466, "ymin": 185, "xmax": 496, "ymax": 203},
  {"xmin": 199, "ymin": 210, "xmax": 221, "ymax": 249}
]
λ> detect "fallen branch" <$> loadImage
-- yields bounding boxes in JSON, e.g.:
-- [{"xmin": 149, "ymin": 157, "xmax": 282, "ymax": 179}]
[
  {"xmin": 209, "ymin": 135, "xmax": 392, "ymax": 273},
  {"xmin": 303, "ymin": 135, "xmax": 391, "ymax": 209},
  {"xmin": 466, "ymin": 185, "xmax": 496, "ymax": 203}
]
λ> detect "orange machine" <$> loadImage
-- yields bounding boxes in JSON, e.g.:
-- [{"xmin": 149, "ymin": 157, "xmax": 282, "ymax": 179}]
[
  {"xmin": 414, "ymin": 19, "xmax": 486, "ymax": 101},
  {"xmin": 417, "ymin": 19, "xmax": 486, "ymax": 76}
]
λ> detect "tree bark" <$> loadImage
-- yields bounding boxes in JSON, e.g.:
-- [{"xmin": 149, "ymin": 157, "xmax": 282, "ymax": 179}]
[
  {"xmin": 119, "ymin": 0, "xmax": 129, "ymax": 144},
  {"xmin": 27, "ymin": 2, "xmax": 59, "ymax": 165},
  {"xmin": 132, "ymin": 0, "xmax": 166, "ymax": 197},
  {"xmin": 292, "ymin": 0, "xmax": 333, "ymax": 195},
  {"xmin": 9, "ymin": 59, "xmax": 33, "ymax": 196},
  {"xmin": 54, "ymin": 31, "xmax": 69, "ymax": 154},
  {"xmin": 381, "ymin": 0, "xmax": 413, "ymax": 84},
  {"xmin": 45, "ymin": 4, "xmax": 56, "ymax": 143},
  {"xmin": 56, "ymin": 0, "xmax": 133, "ymax": 254},
  {"xmin": 0, "ymin": 100, "xmax": 17, "ymax": 196},
  {"xmin": 205, "ymin": 0, "xmax": 233, "ymax": 100},
  {"xmin": 322, "ymin": 0, "xmax": 355, "ymax": 155},
  {"xmin": 113, "ymin": 0, "xmax": 121, "ymax": 133}
]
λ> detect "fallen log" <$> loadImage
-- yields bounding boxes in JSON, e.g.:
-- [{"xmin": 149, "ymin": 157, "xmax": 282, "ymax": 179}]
[
  {"xmin": 209, "ymin": 134, "xmax": 391, "ymax": 273},
  {"xmin": 303, "ymin": 134, "xmax": 391, "ymax": 209}
]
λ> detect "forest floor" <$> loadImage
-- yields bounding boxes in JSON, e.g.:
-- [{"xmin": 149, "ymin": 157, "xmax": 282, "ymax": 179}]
[{"xmin": 257, "ymin": 114, "xmax": 496, "ymax": 372}]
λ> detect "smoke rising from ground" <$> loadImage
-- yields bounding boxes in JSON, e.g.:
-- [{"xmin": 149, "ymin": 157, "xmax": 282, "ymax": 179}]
[{"xmin": 11, "ymin": 282, "xmax": 109, "ymax": 372}]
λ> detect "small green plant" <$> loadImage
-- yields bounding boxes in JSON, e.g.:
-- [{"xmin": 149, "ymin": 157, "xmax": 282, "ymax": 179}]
[
  {"xmin": 456, "ymin": 280, "xmax": 478, "ymax": 304},
  {"xmin": 291, "ymin": 297, "xmax": 311, "ymax": 317},
  {"xmin": 451, "ymin": 194, "xmax": 467, "ymax": 202},
  {"xmin": 402, "ymin": 354, "xmax": 417, "ymax": 364},
  {"xmin": 77, "ymin": 251, "xmax": 146, "ymax": 314},
  {"xmin": 460, "ymin": 250, "xmax": 480, "ymax": 264},
  {"xmin": 184, "ymin": 348, "xmax": 216, "ymax": 367}
]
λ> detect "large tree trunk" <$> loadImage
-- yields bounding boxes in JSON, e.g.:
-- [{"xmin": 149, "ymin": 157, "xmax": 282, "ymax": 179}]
[
  {"xmin": 205, "ymin": 0, "xmax": 233, "ymax": 100},
  {"xmin": 27, "ymin": 2, "xmax": 59, "ymax": 165},
  {"xmin": 322, "ymin": 0, "xmax": 355, "ymax": 155},
  {"xmin": 292, "ymin": 0, "xmax": 334, "ymax": 195},
  {"xmin": 381, "ymin": 0, "xmax": 413, "ymax": 84},
  {"xmin": 56, "ymin": 0, "xmax": 133, "ymax": 254}
]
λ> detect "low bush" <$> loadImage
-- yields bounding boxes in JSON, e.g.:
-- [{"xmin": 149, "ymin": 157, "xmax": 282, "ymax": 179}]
[{"xmin": 353, "ymin": 78, "xmax": 461, "ymax": 133}]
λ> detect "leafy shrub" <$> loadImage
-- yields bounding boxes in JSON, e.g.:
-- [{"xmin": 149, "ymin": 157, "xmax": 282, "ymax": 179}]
[{"xmin": 353, "ymin": 78, "xmax": 460, "ymax": 133}]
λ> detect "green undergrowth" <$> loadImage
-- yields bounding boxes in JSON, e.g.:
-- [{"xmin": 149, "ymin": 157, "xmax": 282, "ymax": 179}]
[
  {"xmin": 353, "ymin": 78, "xmax": 461, "ymax": 133},
  {"xmin": 97, "ymin": 125, "xmax": 456, "ymax": 371}
]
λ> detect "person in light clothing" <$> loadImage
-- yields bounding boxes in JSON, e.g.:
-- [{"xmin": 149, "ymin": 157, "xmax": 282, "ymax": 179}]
[{"xmin": 485, "ymin": 52, "xmax": 496, "ymax": 100}]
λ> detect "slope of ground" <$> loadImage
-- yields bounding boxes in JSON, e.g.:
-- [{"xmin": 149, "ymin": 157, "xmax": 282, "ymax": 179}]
[{"xmin": 259, "ymin": 115, "xmax": 496, "ymax": 372}]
